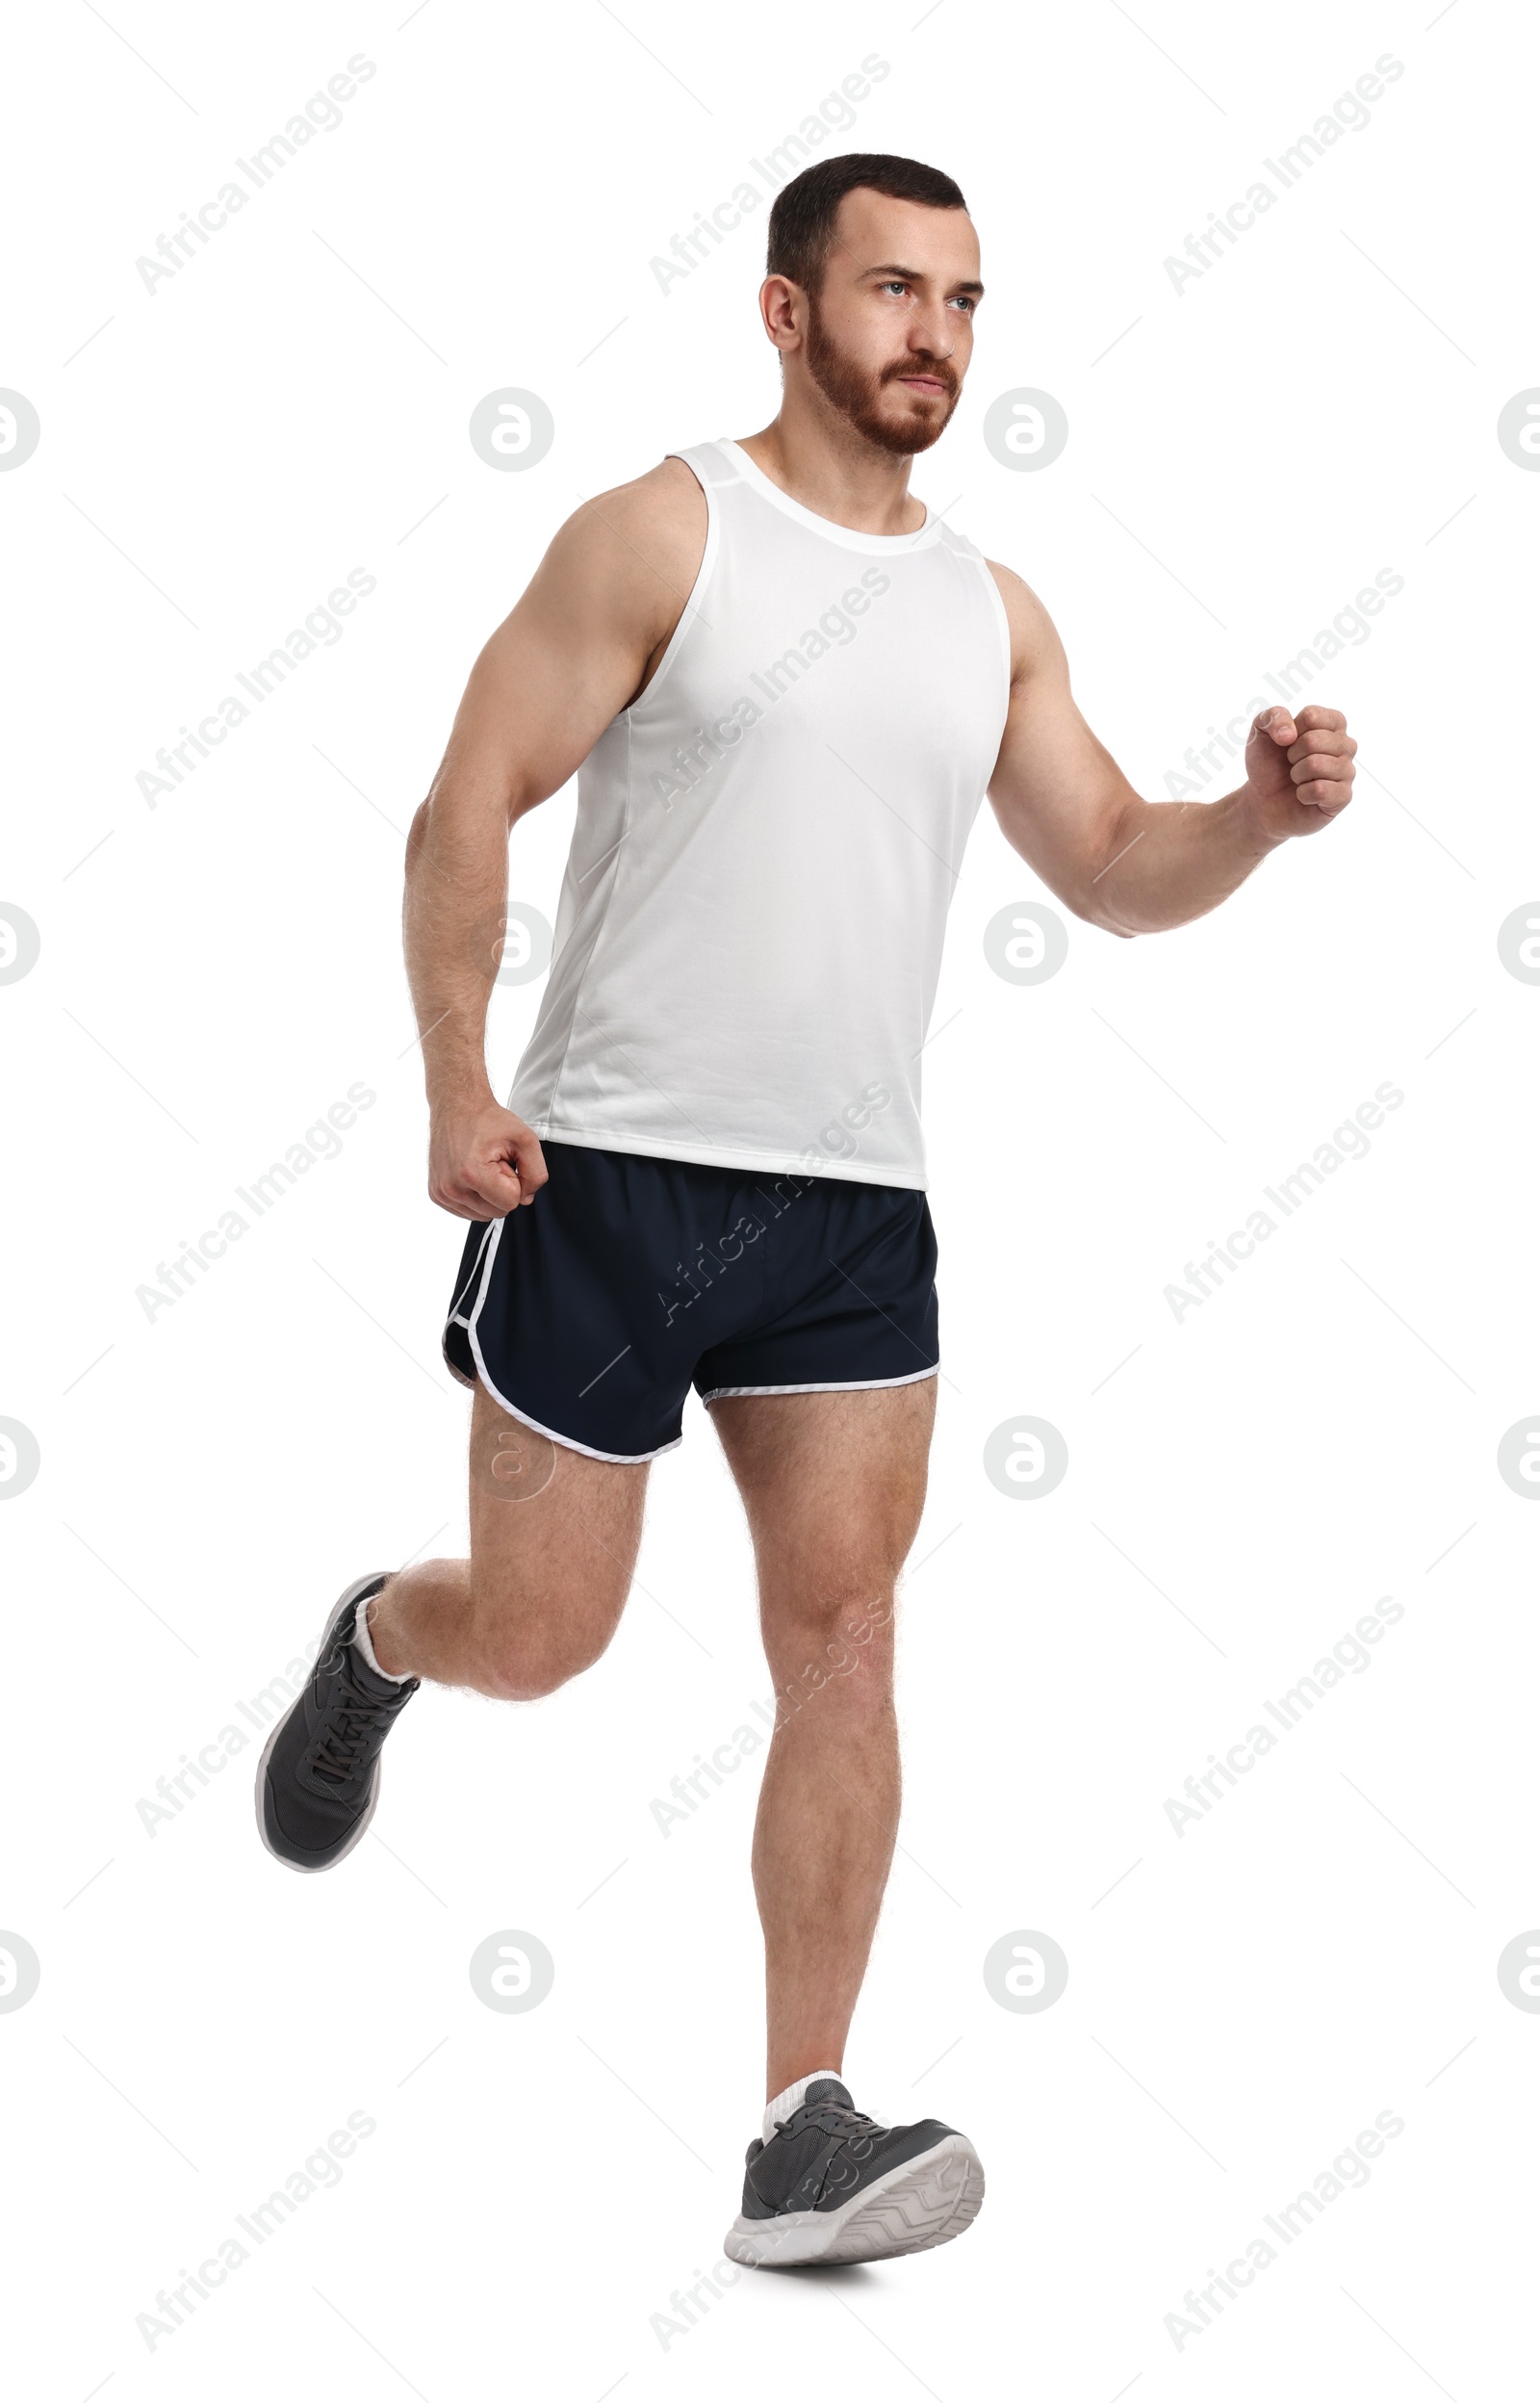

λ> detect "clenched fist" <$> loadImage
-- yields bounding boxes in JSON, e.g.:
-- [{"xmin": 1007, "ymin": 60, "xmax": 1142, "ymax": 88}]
[
  {"xmin": 1244, "ymin": 704, "xmax": 1357, "ymax": 840},
  {"xmin": 428, "ymin": 1096, "xmax": 549, "ymax": 1221}
]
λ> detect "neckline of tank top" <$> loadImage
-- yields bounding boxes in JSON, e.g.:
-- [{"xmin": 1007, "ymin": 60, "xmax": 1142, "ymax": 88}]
[{"xmin": 714, "ymin": 438, "xmax": 944, "ymax": 555}]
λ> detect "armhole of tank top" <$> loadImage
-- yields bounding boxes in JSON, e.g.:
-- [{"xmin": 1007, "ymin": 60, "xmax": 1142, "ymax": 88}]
[
  {"xmin": 626, "ymin": 449, "xmax": 720, "ymax": 716},
  {"xmin": 970, "ymin": 548, "xmax": 1014, "ymax": 725}
]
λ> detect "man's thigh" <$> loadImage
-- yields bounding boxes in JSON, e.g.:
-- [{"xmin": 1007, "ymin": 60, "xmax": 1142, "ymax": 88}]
[
  {"xmin": 467, "ymin": 1381, "xmax": 650, "ymax": 1683},
  {"xmin": 708, "ymin": 1378, "xmax": 937, "ymax": 1625}
]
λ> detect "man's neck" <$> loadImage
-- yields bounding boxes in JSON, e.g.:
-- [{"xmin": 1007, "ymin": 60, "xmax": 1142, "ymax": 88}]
[{"xmin": 734, "ymin": 400, "xmax": 926, "ymax": 538}]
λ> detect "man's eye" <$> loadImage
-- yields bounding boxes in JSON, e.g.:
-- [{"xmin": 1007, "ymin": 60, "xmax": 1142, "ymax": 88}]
[{"xmin": 880, "ymin": 279, "xmax": 907, "ymax": 295}]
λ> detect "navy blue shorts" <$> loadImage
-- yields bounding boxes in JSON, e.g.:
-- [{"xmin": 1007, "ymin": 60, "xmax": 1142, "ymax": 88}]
[{"xmin": 442, "ymin": 1141, "xmax": 939, "ymax": 1462}]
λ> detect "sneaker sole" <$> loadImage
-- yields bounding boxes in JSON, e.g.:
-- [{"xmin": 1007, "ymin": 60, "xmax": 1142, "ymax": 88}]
[
  {"xmin": 255, "ymin": 1572, "xmax": 390, "ymax": 1874},
  {"xmin": 723, "ymin": 2132, "xmax": 985, "ymax": 2267}
]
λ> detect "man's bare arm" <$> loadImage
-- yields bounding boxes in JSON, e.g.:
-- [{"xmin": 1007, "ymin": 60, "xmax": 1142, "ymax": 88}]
[
  {"xmin": 983, "ymin": 562, "xmax": 1357, "ymax": 939},
  {"xmin": 404, "ymin": 456, "xmax": 706, "ymax": 1218}
]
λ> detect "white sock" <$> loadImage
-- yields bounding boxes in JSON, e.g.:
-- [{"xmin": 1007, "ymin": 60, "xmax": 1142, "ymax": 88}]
[
  {"xmin": 352, "ymin": 1583, "xmax": 411, "ymax": 1683},
  {"xmin": 763, "ymin": 2069, "xmax": 845, "ymax": 2144}
]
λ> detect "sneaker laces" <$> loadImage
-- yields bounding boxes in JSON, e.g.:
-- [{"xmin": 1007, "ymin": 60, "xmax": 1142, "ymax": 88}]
[
  {"xmin": 776, "ymin": 2100, "xmax": 887, "ymax": 2148},
  {"xmin": 767, "ymin": 2098, "xmax": 891, "ymax": 2207},
  {"xmin": 304, "ymin": 1642, "xmax": 412, "ymax": 1790}
]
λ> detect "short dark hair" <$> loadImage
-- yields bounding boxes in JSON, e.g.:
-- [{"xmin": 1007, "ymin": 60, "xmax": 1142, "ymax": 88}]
[{"xmin": 766, "ymin": 153, "xmax": 967, "ymax": 294}]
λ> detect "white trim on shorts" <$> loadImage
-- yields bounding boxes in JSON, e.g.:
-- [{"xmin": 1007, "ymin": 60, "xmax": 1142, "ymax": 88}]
[
  {"xmin": 461, "ymin": 1215, "xmax": 683, "ymax": 1465},
  {"xmin": 698, "ymin": 1363, "xmax": 940, "ymax": 1404},
  {"xmin": 465, "ymin": 1358, "xmax": 685, "ymax": 1465},
  {"xmin": 447, "ymin": 1219, "xmax": 497, "ymax": 1323}
]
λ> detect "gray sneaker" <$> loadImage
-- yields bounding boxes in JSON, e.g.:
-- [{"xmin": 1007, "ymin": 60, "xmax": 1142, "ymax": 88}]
[
  {"xmin": 724, "ymin": 2077, "xmax": 985, "ymax": 2266},
  {"xmin": 256, "ymin": 1573, "xmax": 418, "ymax": 1873}
]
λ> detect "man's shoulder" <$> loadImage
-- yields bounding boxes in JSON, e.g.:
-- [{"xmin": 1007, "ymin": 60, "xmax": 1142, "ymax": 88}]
[
  {"xmin": 525, "ymin": 456, "xmax": 709, "ymax": 654},
  {"xmin": 556, "ymin": 454, "xmax": 707, "ymax": 582},
  {"xmin": 983, "ymin": 557, "xmax": 1064, "ymax": 685}
]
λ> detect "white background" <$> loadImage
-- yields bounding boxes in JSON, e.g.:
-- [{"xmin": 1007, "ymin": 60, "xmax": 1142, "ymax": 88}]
[{"xmin": 3, "ymin": 1, "xmax": 1536, "ymax": 2394}]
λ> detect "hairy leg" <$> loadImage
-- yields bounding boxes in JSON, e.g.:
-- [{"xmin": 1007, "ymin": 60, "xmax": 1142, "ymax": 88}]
[
  {"xmin": 709, "ymin": 1377, "xmax": 937, "ymax": 2102},
  {"xmin": 368, "ymin": 1381, "xmax": 650, "ymax": 1698}
]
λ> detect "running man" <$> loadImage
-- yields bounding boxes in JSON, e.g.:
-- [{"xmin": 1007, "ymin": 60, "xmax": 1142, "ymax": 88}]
[{"xmin": 257, "ymin": 152, "xmax": 1356, "ymax": 2267}]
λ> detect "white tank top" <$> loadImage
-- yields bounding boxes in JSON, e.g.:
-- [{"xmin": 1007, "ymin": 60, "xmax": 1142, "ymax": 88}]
[{"xmin": 509, "ymin": 437, "xmax": 1011, "ymax": 1190}]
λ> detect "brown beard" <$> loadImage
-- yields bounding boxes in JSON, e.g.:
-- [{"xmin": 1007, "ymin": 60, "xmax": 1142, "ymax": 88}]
[{"xmin": 804, "ymin": 296, "xmax": 960, "ymax": 456}]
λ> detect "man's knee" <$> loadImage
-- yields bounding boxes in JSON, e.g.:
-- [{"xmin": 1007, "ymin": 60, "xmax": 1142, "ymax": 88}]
[
  {"xmin": 474, "ymin": 1624, "xmax": 601, "ymax": 1702},
  {"xmin": 468, "ymin": 1573, "xmax": 614, "ymax": 1701},
  {"xmin": 766, "ymin": 1566, "xmax": 897, "ymax": 1704},
  {"xmin": 481, "ymin": 1647, "xmax": 584, "ymax": 1703},
  {"xmin": 783, "ymin": 1547, "xmax": 899, "ymax": 1636}
]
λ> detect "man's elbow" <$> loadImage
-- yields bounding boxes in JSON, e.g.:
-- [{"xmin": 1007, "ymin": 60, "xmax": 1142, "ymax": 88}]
[
  {"xmin": 1075, "ymin": 798, "xmax": 1149, "ymax": 936},
  {"xmin": 406, "ymin": 772, "xmax": 529, "ymax": 870},
  {"xmin": 1065, "ymin": 880, "xmax": 1139, "ymax": 940},
  {"xmin": 1076, "ymin": 900, "xmax": 1139, "ymax": 940},
  {"xmin": 405, "ymin": 795, "xmax": 433, "ymax": 870}
]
